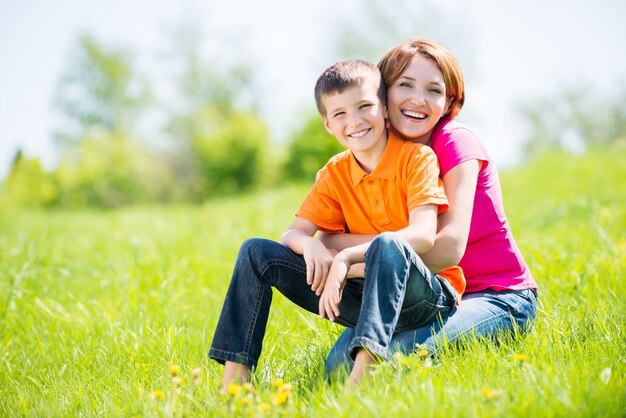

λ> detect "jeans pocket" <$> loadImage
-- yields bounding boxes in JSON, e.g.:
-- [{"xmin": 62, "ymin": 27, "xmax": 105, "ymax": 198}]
[{"xmin": 395, "ymin": 299, "xmax": 448, "ymax": 333}]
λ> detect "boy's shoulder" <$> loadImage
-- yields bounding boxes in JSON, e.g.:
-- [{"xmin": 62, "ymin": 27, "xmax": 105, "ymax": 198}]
[{"xmin": 314, "ymin": 149, "xmax": 352, "ymax": 181}]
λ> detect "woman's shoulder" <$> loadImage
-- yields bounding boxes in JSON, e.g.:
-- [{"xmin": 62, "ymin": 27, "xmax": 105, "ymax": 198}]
[{"xmin": 432, "ymin": 118, "xmax": 481, "ymax": 145}]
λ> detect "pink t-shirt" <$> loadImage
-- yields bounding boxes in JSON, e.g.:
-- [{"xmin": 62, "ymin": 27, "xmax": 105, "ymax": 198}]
[{"xmin": 430, "ymin": 118, "xmax": 537, "ymax": 293}]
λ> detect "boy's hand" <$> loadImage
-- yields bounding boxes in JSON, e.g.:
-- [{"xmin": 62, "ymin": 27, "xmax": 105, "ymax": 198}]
[
  {"xmin": 319, "ymin": 253, "xmax": 351, "ymax": 321},
  {"xmin": 302, "ymin": 238, "xmax": 334, "ymax": 294}
]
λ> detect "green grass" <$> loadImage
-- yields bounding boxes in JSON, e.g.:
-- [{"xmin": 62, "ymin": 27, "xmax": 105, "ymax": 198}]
[{"xmin": 1, "ymin": 149, "xmax": 625, "ymax": 417}]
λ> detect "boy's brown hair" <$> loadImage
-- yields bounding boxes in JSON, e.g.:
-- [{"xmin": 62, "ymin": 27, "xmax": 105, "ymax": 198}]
[{"xmin": 314, "ymin": 59, "xmax": 387, "ymax": 116}]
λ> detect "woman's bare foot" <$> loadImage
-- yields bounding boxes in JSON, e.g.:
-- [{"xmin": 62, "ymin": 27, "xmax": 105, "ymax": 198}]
[{"xmin": 348, "ymin": 348, "xmax": 379, "ymax": 386}]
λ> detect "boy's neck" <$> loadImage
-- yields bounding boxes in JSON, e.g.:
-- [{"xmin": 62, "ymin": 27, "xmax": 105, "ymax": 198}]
[{"xmin": 351, "ymin": 132, "xmax": 389, "ymax": 174}]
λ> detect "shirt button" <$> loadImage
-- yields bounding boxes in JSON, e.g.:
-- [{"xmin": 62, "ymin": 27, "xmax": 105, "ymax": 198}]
[
  {"xmin": 374, "ymin": 199, "xmax": 380, "ymax": 205},
  {"xmin": 368, "ymin": 179, "xmax": 374, "ymax": 185}
]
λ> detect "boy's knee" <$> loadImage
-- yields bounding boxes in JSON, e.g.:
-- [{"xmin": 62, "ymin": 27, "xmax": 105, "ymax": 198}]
[
  {"xmin": 369, "ymin": 231, "xmax": 405, "ymax": 253},
  {"xmin": 238, "ymin": 237, "xmax": 283, "ymax": 263}
]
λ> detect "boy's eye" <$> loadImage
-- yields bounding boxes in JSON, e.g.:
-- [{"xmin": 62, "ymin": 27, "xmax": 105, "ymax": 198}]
[
  {"xmin": 359, "ymin": 103, "xmax": 372, "ymax": 109},
  {"xmin": 333, "ymin": 111, "xmax": 345, "ymax": 118}
]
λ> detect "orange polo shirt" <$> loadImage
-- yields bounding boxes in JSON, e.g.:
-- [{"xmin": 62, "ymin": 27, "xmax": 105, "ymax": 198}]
[{"xmin": 296, "ymin": 133, "xmax": 465, "ymax": 296}]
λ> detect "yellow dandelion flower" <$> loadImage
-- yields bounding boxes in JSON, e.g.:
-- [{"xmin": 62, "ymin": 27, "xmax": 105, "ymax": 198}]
[
  {"xmin": 419, "ymin": 349, "xmax": 429, "ymax": 359},
  {"xmin": 513, "ymin": 353, "xmax": 529, "ymax": 363},
  {"xmin": 241, "ymin": 395, "xmax": 253, "ymax": 405},
  {"xmin": 151, "ymin": 390, "xmax": 166, "ymax": 400},
  {"xmin": 259, "ymin": 403, "xmax": 272, "ymax": 412},
  {"xmin": 480, "ymin": 387, "xmax": 502, "ymax": 399},
  {"xmin": 270, "ymin": 391, "xmax": 289, "ymax": 405},
  {"xmin": 227, "ymin": 382, "xmax": 241, "ymax": 396},
  {"xmin": 279, "ymin": 383, "xmax": 292, "ymax": 394},
  {"xmin": 271, "ymin": 378, "xmax": 284, "ymax": 389},
  {"xmin": 168, "ymin": 365, "xmax": 181, "ymax": 376},
  {"xmin": 243, "ymin": 383, "xmax": 256, "ymax": 394}
]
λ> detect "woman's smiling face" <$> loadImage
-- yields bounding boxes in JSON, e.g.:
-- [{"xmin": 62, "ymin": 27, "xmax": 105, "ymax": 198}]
[{"xmin": 386, "ymin": 54, "xmax": 449, "ymax": 144}]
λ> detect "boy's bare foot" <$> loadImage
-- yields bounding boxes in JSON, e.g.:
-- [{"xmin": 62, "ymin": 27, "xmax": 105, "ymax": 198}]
[{"xmin": 222, "ymin": 361, "xmax": 252, "ymax": 390}]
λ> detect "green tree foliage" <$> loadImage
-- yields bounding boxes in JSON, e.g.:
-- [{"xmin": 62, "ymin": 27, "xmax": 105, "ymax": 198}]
[
  {"xmin": 1, "ymin": 150, "xmax": 57, "ymax": 208},
  {"xmin": 520, "ymin": 85, "xmax": 626, "ymax": 158},
  {"xmin": 54, "ymin": 133, "xmax": 175, "ymax": 208},
  {"xmin": 54, "ymin": 34, "xmax": 153, "ymax": 146},
  {"xmin": 165, "ymin": 22, "xmax": 269, "ymax": 200},
  {"xmin": 283, "ymin": 113, "xmax": 346, "ymax": 181}
]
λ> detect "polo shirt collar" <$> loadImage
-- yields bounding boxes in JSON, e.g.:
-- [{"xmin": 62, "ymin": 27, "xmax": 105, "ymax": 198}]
[{"xmin": 349, "ymin": 133, "xmax": 402, "ymax": 185}]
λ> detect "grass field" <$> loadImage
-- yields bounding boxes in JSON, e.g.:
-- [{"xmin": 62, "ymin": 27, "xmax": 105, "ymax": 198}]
[{"xmin": 1, "ymin": 149, "xmax": 625, "ymax": 417}]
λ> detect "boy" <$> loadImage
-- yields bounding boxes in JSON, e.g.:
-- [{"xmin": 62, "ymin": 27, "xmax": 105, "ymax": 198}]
[{"xmin": 209, "ymin": 59, "xmax": 464, "ymax": 386}]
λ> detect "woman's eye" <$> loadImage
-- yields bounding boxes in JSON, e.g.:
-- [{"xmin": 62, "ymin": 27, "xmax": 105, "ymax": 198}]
[
  {"xmin": 399, "ymin": 81, "xmax": 412, "ymax": 88},
  {"xmin": 429, "ymin": 88, "xmax": 442, "ymax": 95}
]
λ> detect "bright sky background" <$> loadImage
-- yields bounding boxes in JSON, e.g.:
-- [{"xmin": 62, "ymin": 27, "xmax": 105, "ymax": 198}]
[{"xmin": 1, "ymin": 0, "xmax": 625, "ymax": 177}]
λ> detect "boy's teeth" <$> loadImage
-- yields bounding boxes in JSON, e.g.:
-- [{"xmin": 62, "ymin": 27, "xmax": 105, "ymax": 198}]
[
  {"xmin": 350, "ymin": 129, "xmax": 368, "ymax": 138},
  {"xmin": 403, "ymin": 110, "xmax": 427, "ymax": 119}
]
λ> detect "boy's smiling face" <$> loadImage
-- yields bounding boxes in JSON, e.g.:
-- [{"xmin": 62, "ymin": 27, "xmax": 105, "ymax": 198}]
[{"xmin": 322, "ymin": 79, "xmax": 388, "ymax": 164}]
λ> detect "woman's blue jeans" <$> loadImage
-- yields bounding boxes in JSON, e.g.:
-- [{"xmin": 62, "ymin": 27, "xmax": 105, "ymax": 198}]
[
  {"xmin": 209, "ymin": 232, "xmax": 458, "ymax": 368},
  {"xmin": 324, "ymin": 287, "xmax": 538, "ymax": 375}
]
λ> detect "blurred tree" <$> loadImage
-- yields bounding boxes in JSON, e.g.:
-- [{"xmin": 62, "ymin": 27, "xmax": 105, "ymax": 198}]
[
  {"xmin": 53, "ymin": 34, "xmax": 153, "ymax": 147},
  {"xmin": 164, "ymin": 20, "xmax": 268, "ymax": 200},
  {"xmin": 519, "ymin": 85, "xmax": 626, "ymax": 158},
  {"xmin": 1, "ymin": 150, "xmax": 57, "ymax": 207},
  {"xmin": 53, "ymin": 132, "xmax": 175, "ymax": 208},
  {"xmin": 283, "ymin": 113, "xmax": 346, "ymax": 181}
]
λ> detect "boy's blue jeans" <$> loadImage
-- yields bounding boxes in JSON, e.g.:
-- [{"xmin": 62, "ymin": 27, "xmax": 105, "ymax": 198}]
[
  {"xmin": 208, "ymin": 232, "xmax": 458, "ymax": 369},
  {"xmin": 324, "ymin": 287, "xmax": 538, "ymax": 375}
]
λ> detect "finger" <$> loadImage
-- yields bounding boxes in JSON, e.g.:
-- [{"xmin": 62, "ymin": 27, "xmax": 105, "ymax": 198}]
[
  {"xmin": 316, "ymin": 264, "xmax": 329, "ymax": 296},
  {"xmin": 305, "ymin": 258, "xmax": 313, "ymax": 286},
  {"xmin": 312, "ymin": 261, "xmax": 322, "ymax": 292},
  {"xmin": 318, "ymin": 297, "xmax": 326, "ymax": 319},
  {"xmin": 325, "ymin": 297, "xmax": 336, "ymax": 322}
]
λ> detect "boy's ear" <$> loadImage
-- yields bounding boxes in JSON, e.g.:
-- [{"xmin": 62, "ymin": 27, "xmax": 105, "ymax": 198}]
[{"xmin": 322, "ymin": 115, "xmax": 334, "ymax": 135}]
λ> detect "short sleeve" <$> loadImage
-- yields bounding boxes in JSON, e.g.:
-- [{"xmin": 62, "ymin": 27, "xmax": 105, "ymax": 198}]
[
  {"xmin": 431, "ymin": 120, "xmax": 489, "ymax": 178},
  {"xmin": 295, "ymin": 169, "xmax": 346, "ymax": 233},
  {"xmin": 405, "ymin": 145, "xmax": 449, "ymax": 213}
]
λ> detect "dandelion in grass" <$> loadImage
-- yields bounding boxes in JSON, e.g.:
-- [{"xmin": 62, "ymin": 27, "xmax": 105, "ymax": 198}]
[
  {"xmin": 151, "ymin": 390, "xmax": 166, "ymax": 400},
  {"xmin": 419, "ymin": 349, "xmax": 429, "ymax": 359},
  {"xmin": 271, "ymin": 378, "xmax": 285, "ymax": 389},
  {"xmin": 513, "ymin": 353, "xmax": 528, "ymax": 363},
  {"xmin": 168, "ymin": 365, "xmax": 181, "ymax": 376},
  {"xmin": 258, "ymin": 403, "xmax": 272, "ymax": 412},
  {"xmin": 480, "ymin": 387, "xmax": 502, "ymax": 399},
  {"xmin": 243, "ymin": 382, "xmax": 256, "ymax": 394},
  {"xmin": 270, "ymin": 391, "xmax": 288, "ymax": 405},
  {"xmin": 227, "ymin": 382, "xmax": 241, "ymax": 396},
  {"xmin": 241, "ymin": 395, "xmax": 254, "ymax": 405}
]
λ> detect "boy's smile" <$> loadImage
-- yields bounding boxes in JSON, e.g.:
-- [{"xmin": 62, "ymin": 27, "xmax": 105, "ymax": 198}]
[{"xmin": 322, "ymin": 80, "xmax": 388, "ymax": 172}]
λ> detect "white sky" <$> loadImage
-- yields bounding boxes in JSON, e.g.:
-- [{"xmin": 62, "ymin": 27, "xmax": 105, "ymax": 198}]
[{"xmin": 1, "ymin": 0, "xmax": 625, "ymax": 177}]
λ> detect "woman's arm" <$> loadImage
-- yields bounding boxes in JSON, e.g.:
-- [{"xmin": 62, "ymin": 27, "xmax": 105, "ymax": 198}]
[{"xmin": 419, "ymin": 159, "xmax": 481, "ymax": 272}]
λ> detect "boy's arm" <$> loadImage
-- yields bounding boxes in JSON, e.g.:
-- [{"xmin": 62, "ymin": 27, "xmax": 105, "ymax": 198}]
[
  {"xmin": 280, "ymin": 217, "xmax": 334, "ymax": 294},
  {"xmin": 319, "ymin": 204, "xmax": 438, "ymax": 321}
]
